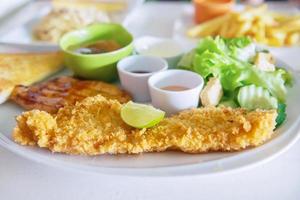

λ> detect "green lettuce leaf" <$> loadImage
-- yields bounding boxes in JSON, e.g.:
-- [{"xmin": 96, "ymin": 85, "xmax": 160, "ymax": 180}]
[
  {"xmin": 237, "ymin": 84, "xmax": 278, "ymax": 110},
  {"xmin": 177, "ymin": 36, "xmax": 290, "ymax": 106},
  {"xmin": 276, "ymin": 103, "xmax": 287, "ymax": 128}
]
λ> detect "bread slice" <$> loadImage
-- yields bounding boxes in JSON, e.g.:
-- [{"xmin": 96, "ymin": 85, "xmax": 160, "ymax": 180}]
[{"xmin": 0, "ymin": 52, "xmax": 64, "ymax": 104}]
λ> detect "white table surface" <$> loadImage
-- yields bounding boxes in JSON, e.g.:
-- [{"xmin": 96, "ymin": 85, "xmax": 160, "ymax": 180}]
[
  {"xmin": 0, "ymin": 1, "xmax": 300, "ymax": 199},
  {"xmin": 0, "ymin": 141, "xmax": 300, "ymax": 200},
  {"xmin": 0, "ymin": 0, "xmax": 30, "ymax": 19}
]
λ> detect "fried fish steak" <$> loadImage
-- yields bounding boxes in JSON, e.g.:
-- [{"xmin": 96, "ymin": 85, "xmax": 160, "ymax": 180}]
[
  {"xmin": 13, "ymin": 95, "xmax": 277, "ymax": 155},
  {"xmin": 10, "ymin": 76, "xmax": 131, "ymax": 113},
  {"xmin": 0, "ymin": 52, "xmax": 64, "ymax": 104}
]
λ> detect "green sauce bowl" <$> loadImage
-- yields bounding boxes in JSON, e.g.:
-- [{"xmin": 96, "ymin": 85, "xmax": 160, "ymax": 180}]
[{"xmin": 59, "ymin": 23, "xmax": 133, "ymax": 82}]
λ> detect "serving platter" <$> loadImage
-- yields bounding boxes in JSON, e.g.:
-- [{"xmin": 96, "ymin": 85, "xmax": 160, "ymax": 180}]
[
  {"xmin": 0, "ymin": 59, "xmax": 299, "ymax": 176},
  {"xmin": 0, "ymin": 2, "xmax": 300, "ymax": 177}
]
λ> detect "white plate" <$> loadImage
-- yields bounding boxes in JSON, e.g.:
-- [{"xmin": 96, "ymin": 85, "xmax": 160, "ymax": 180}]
[
  {"xmin": 0, "ymin": 2, "xmax": 300, "ymax": 177},
  {"xmin": 0, "ymin": 62, "xmax": 300, "ymax": 177},
  {"xmin": 0, "ymin": 0, "xmax": 143, "ymax": 47},
  {"xmin": 0, "ymin": 66, "xmax": 299, "ymax": 176}
]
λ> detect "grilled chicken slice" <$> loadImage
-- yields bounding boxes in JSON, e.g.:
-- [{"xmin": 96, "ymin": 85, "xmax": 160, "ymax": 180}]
[{"xmin": 10, "ymin": 76, "xmax": 131, "ymax": 113}]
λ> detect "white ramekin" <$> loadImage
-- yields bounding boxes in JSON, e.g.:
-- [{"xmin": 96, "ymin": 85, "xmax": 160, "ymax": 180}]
[
  {"xmin": 117, "ymin": 55, "xmax": 168, "ymax": 102},
  {"xmin": 148, "ymin": 69, "xmax": 204, "ymax": 115},
  {"xmin": 134, "ymin": 36, "xmax": 185, "ymax": 68}
]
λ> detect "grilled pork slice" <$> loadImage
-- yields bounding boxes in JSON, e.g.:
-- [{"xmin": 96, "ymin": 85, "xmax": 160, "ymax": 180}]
[{"xmin": 10, "ymin": 76, "xmax": 131, "ymax": 113}]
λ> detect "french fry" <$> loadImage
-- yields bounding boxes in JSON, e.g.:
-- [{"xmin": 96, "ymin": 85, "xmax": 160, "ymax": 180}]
[
  {"xmin": 277, "ymin": 18, "xmax": 300, "ymax": 32},
  {"xmin": 237, "ymin": 4, "xmax": 268, "ymax": 21},
  {"xmin": 219, "ymin": 19, "xmax": 230, "ymax": 37},
  {"xmin": 268, "ymin": 30, "xmax": 286, "ymax": 46},
  {"xmin": 187, "ymin": 14, "xmax": 230, "ymax": 37},
  {"xmin": 286, "ymin": 32, "xmax": 300, "ymax": 46},
  {"xmin": 236, "ymin": 21, "xmax": 252, "ymax": 36},
  {"xmin": 187, "ymin": 4, "xmax": 300, "ymax": 46}
]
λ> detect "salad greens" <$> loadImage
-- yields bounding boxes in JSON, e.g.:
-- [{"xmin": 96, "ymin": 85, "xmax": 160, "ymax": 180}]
[
  {"xmin": 276, "ymin": 103, "xmax": 287, "ymax": 128},
  {"xmin": 237, "ymin": 85, "xmax": 278, "ymax": 110},
  {"xmin": 178, "ymin": 36, "xmax": 292, "ymax": 126}
]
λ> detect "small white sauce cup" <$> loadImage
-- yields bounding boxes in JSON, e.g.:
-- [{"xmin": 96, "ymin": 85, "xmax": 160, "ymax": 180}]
[
  {"xmin": 117, "ymin": 55, "xmax": 168, "ymax": 102},
  {"xmin": 134, "ymin": 36, "xmax": 185, "ymax": 68},
  {"xmin": 148, "ymin": 69, "xmax": 204, "ymax": 115}
]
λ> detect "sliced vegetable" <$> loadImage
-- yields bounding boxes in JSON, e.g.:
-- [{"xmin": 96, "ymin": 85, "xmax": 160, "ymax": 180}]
[
  {"xmin": 121, "ymin": 101, "xmax": 165, "ymax": 129},
  {"xmin": 219, "ymin": 100, "xmax": 238, "ymax": 108},
  {"xmin": 237, "ymin": 85, "xmax": 278, "ymax": 110},
  {"xmin": 177, "ymin": 49, "xmax": 196, "ymax": 69},
  {"xmin": 276, "ymin": 103, "xmax": 287, "ymax": 128}
]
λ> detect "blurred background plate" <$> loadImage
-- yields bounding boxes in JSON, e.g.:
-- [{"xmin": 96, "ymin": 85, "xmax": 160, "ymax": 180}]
[{"xmin": 0, "ymin": 0, "xmax": 143, "ymax": 47}]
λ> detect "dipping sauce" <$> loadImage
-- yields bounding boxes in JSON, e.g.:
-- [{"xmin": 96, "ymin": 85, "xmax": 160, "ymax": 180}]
[
  {"xmin": 161, "ymin": 85, "xmax": 190, "ymax": 91},
  {"xmin": 194, "ymin": 0, "xmax": 234, "ymax": 23},
  {"xmin": 69, "ymin": 40, "xmax": 122, "ymax": 54},
  {"xmin": 130, "ymin": 70, "xmax": 151, "ymax": 74}
]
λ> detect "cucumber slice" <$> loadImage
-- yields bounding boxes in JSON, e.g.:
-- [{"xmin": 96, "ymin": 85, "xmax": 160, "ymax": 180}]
[
  {"xmin": 237, "ymin": 85, "xmax": 278, "ymax": 110},
  {"xmin": 219, "ymin": 99, "xmax": 238, "ymax": 108}
]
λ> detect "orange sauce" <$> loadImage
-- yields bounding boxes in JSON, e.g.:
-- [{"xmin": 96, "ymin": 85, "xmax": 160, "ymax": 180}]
[
  {"xmin": 161, "ymin": 85, "xmax": 190, "ymax": 91},
  {"xmin": 193, "ymin": 0, "xmax": 234, "ymax": 23}
]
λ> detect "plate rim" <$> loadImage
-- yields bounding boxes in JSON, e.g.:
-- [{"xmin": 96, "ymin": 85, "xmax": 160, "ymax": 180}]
[{"xmin": 0, "ymin": 119, "xmax": 299, "ymax": 177}]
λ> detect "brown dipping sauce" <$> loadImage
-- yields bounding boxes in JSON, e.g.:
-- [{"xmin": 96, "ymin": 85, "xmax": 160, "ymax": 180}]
[
  {"xmin": 70, "ymin": 40, "xmax": 122, "ymax": 54},
  {"xmin": 130, "ymin": 70, "xmax": 151, "ymax": 74},
  {"xmin": 161, "ymin": 85, "xmax": 190, "ymax": 91}
]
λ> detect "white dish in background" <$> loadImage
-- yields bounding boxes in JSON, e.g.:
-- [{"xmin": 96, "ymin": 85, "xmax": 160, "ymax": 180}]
[
  {"xmin": 134, "ymin": 36, "xmax": 184, "ymax": 68},
  {"xmin": 0, "ymin": 0, "xmax": 143, "ymax": 47},
  {"xmin": 0, "ymin": 0, "xmax": 31, "ymax": 19}
]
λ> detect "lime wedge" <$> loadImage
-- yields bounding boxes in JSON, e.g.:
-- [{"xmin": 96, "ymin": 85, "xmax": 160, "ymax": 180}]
[{"xmin": 121, "ymin": 101, "xmax": 165, "ymax": 128}]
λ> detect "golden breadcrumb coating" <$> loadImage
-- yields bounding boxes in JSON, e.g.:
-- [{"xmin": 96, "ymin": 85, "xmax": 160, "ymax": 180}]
[{"xmin": 13, "ymin": 95, "xmax": 277, "ymax": 155}]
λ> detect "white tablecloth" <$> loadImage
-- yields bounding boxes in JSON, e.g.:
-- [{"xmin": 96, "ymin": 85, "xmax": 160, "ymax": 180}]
[{"xmin": 0, "ymin": 141, "xmax": 300, "ymax": 200}]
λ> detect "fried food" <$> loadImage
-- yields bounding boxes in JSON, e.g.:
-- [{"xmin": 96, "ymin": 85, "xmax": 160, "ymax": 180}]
[
  {"xmin": 13, "ymin": 95, "xmax": 277, "ymax": 155},
  {"xmin": 33, "ymin": 8, "xmax": 110, "ymax": 43},
  {"xmin": 0, "ymin": 52, "xmax": 64, "ymax": 104},
  {"xmin": 188, "ymin": 4, "xmax": 300, "ymax": 46},
  {"xmin": 52, "ymin": 0, "xmax": 126, "ymax": 12},
  {"xmin": 10, "ymin": 76, "xmax": 131, "ymax": 113}
]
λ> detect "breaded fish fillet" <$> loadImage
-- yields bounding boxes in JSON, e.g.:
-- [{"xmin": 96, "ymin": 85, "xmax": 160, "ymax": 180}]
[
  {"xmin": 10, "ymin": 76, "xmax": 131, "ymax": 113},
  {"xmin": 13, "ymin": 95, "xmax": 277, "ymax": 155}
]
